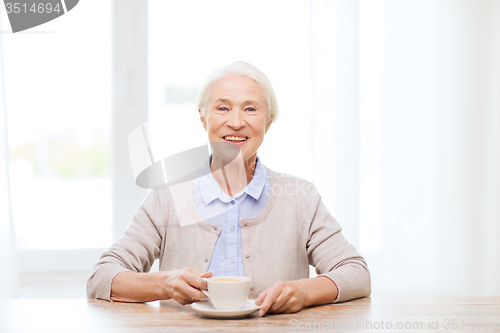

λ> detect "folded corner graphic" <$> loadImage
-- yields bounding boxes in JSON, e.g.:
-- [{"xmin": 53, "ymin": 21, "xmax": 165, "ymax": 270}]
[
  {"xmin": 64, "ymin": 0, "xmax": 78, "ymax": 11},
  {"xmin": 128, "ymin": 122, "xmax": 242, "ymax": 227},
  {"xmin": 135, "ymin": 145, "xmax": 209, "ymax": 189},
  {"xmin": 3, "ymin": 0, "xmax": 80, "ymax": 33}
]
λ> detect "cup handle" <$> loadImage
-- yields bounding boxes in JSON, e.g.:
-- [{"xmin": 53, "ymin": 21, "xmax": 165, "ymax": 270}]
[{"xmin": 201, "ymin": 278, "xmax": 209, "ymax": 297}]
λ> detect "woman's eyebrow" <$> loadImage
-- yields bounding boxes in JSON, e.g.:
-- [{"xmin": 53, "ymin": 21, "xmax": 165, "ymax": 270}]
[
  {"xmin": 213, "ymin": 98, "xmax": 231, "ymax": 105},
  {"xmin": 212, "ymin": 99, "xmax": 260, "ymax": 107},
  {"xmin": 242, "ymin": 100, "xmax": 260, "ymax": 106}
]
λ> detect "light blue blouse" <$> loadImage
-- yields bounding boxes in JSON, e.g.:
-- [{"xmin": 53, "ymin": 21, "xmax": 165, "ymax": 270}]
[{"xmin": 192, "ymin": 157, "xmax": 270, "ymax": 276}]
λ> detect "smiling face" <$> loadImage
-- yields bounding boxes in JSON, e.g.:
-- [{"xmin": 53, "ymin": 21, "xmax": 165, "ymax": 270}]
[{"xmin": 200, "ymin": 74, "xmax": 271, "ymax": 163}]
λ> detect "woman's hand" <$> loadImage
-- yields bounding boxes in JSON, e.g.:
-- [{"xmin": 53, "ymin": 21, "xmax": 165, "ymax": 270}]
[
  {"xmin": 255, "ymin": 280, "xmax": 308, "ymax": 316},
  {"xmin": 160, "ymin": 268, "xmax": 212, "ymax": 305},
  {"xmin": 255, "ymin": 277, "xmax": 339, "ymax": 316},
  {"xmin": 110, "ymin": 268, "xmax": 212, "ymax": 303}
]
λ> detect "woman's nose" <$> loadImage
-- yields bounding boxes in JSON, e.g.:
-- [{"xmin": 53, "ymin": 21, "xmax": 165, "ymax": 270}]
[{"xmin": 228, "ymin": 110, "xmax": 245, "ymax": 129}]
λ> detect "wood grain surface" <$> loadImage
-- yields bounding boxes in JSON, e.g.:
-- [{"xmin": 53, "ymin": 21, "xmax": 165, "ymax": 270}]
[{"xmin": 0, "ymin": 297, "xmax": 499, "ymax": 332}]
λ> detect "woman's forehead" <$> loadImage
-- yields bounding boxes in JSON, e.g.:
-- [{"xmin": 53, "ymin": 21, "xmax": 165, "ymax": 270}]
[{"xmin": 208, "ymin": 75, "xmax": 267, "ymax": 104}]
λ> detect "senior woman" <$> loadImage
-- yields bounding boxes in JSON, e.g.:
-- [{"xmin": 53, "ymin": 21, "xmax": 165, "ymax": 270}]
[{"xmin": 87, "ymin": 61, "xmax": 370, "ymax": 316}]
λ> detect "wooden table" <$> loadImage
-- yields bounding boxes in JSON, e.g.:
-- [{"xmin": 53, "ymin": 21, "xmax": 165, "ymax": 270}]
[{"xmin": 1, "ymin": 297, "xmax": 499, "ymax": 332}]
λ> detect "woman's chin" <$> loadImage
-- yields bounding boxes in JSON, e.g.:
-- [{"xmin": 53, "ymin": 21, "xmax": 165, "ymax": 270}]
[{"xmin": 210, "ymin": 141, "xmax": 241, "ymax": 162}]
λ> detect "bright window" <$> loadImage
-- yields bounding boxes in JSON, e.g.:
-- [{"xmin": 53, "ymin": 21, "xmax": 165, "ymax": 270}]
[{"xmin": 2, "ymin": 1, "xmax": 112, "ymax": 249}]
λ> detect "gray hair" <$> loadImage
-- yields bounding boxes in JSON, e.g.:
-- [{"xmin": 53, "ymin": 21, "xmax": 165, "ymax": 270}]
[{"xmin": 196, "ymin": 61, "xmax": 279, "ymax": 123}]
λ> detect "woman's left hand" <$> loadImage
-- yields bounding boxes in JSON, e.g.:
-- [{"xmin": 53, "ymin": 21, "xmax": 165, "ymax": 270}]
[{"xmin": 255, "ymin": 280, "xmax": 308, "ymax": 316}]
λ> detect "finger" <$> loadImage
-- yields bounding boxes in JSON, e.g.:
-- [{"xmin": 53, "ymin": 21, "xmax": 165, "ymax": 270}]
[
  {"xmin": 183, "ymin": 271, "xmax": 206, "ymax": 290},
  {"xmin": 173, "ymin": 269, "xmax": 207, "ymax": 303},
  {"xmin": 179, "ymin": 268, "xmax": 202, "ymax": 288},
  {"xmin": 258, "ymin": 285, "xmax": 282, "ymax": 317},
  {"xmin": 199, "ymin": 272, "xmax": 212, "ymax": 290},
  {"xmin": 176, "ymin": 281, "xmax": 208, "ymax": 303},
  {"xmin": 271, "ymin": 284, "xmax": 303, "ymax": 314},
  {"xmin": 272, "ymin": 297, "xmax": 295, "ymax": 314},
  {"xmin": 255, "ymin": 287, "xmax": 271, "ymax": 305},
  {"xmin": 189, "ymin": 288, "xmax": 209, "ymax": 302},
  {"xmin": 186, "ymin": 282, "xmax": 209, "ymax": 301},
  {"xmin": 267, "ymin": 289, "xmax": 288, "ymax": 314},
  {"xmin": 200, "ymin": 271, "xmax": 213, "ymax": 278}
]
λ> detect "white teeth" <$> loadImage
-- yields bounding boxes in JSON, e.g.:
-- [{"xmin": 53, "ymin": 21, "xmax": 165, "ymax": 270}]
[{"xmin": 224, "ymin": 136, "xmax": 248, "ymax": 141}]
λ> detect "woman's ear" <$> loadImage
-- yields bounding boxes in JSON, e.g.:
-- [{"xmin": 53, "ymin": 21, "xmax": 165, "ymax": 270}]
[
  {"xmin": 265, "ymin": 118, "xmax": 272, "ymax": 134},
  {"xmin": 199, "ymin": 109, "xmax": 207, "ymax": 131}
]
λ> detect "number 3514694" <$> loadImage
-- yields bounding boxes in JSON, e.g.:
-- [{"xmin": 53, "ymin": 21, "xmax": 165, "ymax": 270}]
[{"xmin": 5, "ymin": 2, "xmax": 62, "ymax": 14}]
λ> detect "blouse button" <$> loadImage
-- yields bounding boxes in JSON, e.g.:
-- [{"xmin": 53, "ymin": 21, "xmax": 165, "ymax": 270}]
[{"xmin": 245, "ymin": 254, "xmax": 250, "ymax": 258}]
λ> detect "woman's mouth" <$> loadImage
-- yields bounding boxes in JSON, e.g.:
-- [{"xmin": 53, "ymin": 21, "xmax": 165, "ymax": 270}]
[{"xmin": 223, "ymin": 135, "xmax": 249, "ymax": 143}]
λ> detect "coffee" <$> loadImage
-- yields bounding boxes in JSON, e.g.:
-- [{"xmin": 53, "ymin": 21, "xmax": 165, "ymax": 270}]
[
  {"xmin": 202, "ymin": 276, "xmax": 251, "ymax": 310},
  {"xmin": 212, "ymin": 278, "xmax": 240, "ymax": 283}
]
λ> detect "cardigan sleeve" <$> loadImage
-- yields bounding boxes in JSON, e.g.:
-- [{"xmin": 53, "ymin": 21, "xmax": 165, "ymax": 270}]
[
  {"xmin": 86, "ymin": 189, "xmax": 164, "ymax": 301},
  {"xmin": 306, "ymin": 190, "xmax": 371, "ymax": 303}
]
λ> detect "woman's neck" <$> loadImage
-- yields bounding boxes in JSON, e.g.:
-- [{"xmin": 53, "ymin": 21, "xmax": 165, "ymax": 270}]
[{"xmin": 210, "ymin": 153, "xmax": 257, "ymax": 197}]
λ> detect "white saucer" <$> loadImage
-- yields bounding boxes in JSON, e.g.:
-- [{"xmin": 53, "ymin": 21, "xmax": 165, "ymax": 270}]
[{"xmin": 191, "ymin": 299, "xmax": 260, "ymax": 319}]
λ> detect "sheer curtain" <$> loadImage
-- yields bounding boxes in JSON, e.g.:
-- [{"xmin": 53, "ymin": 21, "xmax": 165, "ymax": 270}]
[
  {"xmin": 0, "ymin": 17, "xmax": 18, "ymax": 299},
  {"xmin": 310, "ymin": 0, "xmax": 360, "ymax": 249},
  {"xmin": 311, "ymin": 0, "xmax": 500, "ymax": 296}
]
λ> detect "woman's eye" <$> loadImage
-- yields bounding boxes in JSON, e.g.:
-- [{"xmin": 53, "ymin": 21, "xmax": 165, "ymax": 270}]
[
  {"xmin": 246, "ymin": 107, "xmax": 256, "ymax": 112},
  {"xmin": 218, "ymin": 107, "xmax": 229, "ymax": 111}
]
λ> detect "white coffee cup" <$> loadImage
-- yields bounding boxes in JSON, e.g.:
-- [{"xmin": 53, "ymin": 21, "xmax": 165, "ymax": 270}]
[{"xmin": 202, "ymin": 276, "xmax": 251, "ymax": 310}]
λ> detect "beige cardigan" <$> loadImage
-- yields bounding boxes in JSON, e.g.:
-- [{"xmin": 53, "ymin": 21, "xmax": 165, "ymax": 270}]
[{"xmin": 87, "ymin": 168, "xmax": 371, "ymax": 302}]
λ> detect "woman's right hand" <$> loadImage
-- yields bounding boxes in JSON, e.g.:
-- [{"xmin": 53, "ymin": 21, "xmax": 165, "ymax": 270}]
[
  {"xmin": 110, "ymin": 268, "xmax": 212, "ymax": 303},
  {"xmin": 160, "ymin": 268, "xmax": 212, "ymax": 305}
]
